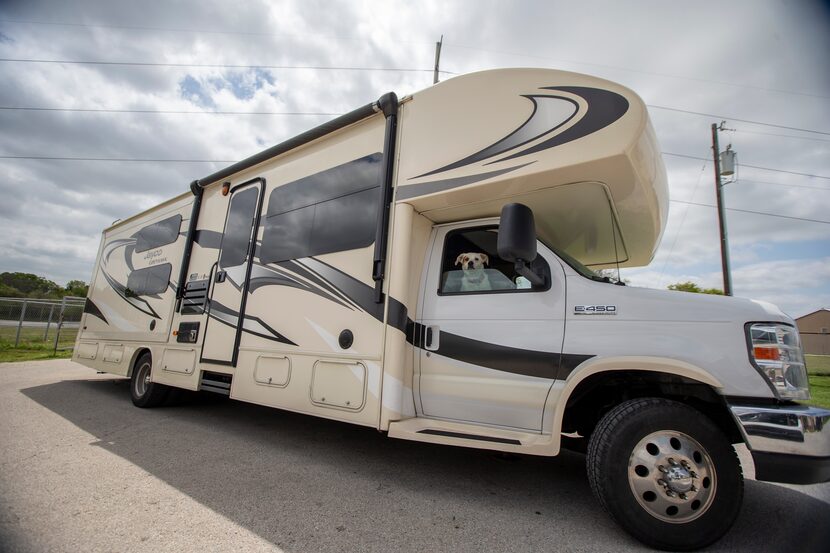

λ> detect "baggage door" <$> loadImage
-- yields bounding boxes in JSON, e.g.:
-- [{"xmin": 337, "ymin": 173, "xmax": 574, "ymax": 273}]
[
  {"xmin": 201, "ymin": 179, "xmax": 264, "ymax": 365},
  {"xmin": 416, "ymin": 223, "xmax": 567, "ymax": 431}
]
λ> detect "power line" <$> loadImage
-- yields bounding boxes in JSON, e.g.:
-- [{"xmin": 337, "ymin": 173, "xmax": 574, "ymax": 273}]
[
  {"xmin": 648, "ymin": 105, "xmax": 830, "ymax": 136},
  {"xmin": 0, "ymin": 106, "xmax": 339, "ymax": 116},
  {"xmin": 0, "ymin": 18, "xmax": 433, "ymax": 46},
  {"xmin": 0, "ymin": 57, "xmax": 455, "ymax": 74},
  {"xmin": 733, "ymin": 127, "xmax": 830, "ymax": 144},
  {"xmin": 738, "ymin": 178, "xmax": 830, "ymax": 192},
  {"xmin": 662, "ymin": 152, "xmax": 830, "ymax": 180},
  {"xmin": 0, "ymin": 155, "xmax": 235, "ymax": 163},
  {"xmin": 670, "ymin": 199, "xmax": 830, "ymax": 225},
  {"xmin": 444, "ymin": 43, "xmax": 830, "ymax": 101}
]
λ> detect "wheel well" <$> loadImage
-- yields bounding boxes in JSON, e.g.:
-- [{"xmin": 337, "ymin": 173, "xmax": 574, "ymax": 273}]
[
  {"xmin": 127, "ymin": 348, "xmax": 152, "ymax": 378},
  {"xmin": 560, "ymin": 370, "xmax": 743, "ymax": 453}
]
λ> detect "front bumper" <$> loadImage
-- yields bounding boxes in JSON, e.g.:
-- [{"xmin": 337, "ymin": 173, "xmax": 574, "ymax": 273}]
[{"xmin": 729, "ymin": 402, "xmax": 830, "ymax": 484}]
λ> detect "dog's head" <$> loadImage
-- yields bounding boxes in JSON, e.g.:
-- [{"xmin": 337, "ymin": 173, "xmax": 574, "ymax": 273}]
[{"xmin": 455, "ymin": 252, "xmax": 489, "ymax": 271}]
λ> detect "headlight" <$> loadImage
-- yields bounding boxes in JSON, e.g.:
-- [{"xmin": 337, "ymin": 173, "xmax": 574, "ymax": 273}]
[{"xmin": 747, "ymin": 323, "xmax": 810, "ymax": 400}]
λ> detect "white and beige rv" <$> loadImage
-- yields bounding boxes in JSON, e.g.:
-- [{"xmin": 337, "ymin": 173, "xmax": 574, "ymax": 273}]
[{"xmin": 74, "ymin": 68, "xmax": 829, "ymax": 550}]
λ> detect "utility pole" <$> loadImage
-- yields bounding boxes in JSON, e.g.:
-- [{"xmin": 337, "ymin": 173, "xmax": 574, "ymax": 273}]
[
  {"xmin": 433, "ymin": 35, "xmax": 443, "ymax": 84},
  {"xmin": 711, "ymin": 122, "xmax": 732, "ymax": 296}
]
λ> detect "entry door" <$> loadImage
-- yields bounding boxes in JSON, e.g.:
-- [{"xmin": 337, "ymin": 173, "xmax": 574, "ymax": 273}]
[
  {"xmin": 201, "ymin": 180, "xmax": 264, "ymax": 365},
  {"xmin": 416, "ymin": 224, "xmax": 567, "ymax": 431}
]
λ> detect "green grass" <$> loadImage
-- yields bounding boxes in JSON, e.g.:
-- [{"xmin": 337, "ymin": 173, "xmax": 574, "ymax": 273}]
[
  {"xmin": 0, "ymin": 326, "xmax": 77, "ymax": 363},
  {"xmin": 808, "ymin": 375, "xmax": 830, "ymax": 409},
  {"xmin": 806, "ymin": 354, "xmax": 830, "ymax": 375}
]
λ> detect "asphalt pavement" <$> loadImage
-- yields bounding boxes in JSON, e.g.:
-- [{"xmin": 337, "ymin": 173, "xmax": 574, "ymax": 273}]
[{"xmin": 1, "ymin": 359, "xmax": 828, "ymax": 552}]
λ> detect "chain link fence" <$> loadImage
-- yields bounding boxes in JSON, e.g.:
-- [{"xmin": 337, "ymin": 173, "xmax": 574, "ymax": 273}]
[{"xmin": 0, "ymin": 297, "xmax": 86, "ymax": 352}]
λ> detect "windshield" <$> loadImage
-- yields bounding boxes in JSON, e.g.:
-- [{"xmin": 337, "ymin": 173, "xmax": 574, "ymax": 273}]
[{"xmin": 544, "ymin": 241, "xmax": 622, "ymax": 284}]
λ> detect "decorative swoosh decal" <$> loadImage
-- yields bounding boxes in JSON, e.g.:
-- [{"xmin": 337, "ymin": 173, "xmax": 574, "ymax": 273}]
[
  {"xmin": 100, "ymin": 238, "xmax": 161, "ymax": 319},
  {"xmin": 83, "ymin": 298, "xmax": 108, "ymax": 325},
  {"xmin": 208, "ymin": 300, "xmax": 297, "ymax": 346},
  {"xmin": 493, "ymin": 86, "xmax": 629, "ymax": 163},
  {"xmin": 413, "ymin": 86, "xmax": 629, "ymax": 179}
]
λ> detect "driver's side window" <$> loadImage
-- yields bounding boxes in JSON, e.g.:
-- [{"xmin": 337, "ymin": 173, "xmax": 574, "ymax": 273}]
[{"xmin": 439, "ymin": 226, "xmax": 550, "ymax": 295}]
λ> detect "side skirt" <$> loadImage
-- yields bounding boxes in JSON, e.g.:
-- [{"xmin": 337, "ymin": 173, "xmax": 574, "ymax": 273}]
[{"xmin": 387, "ymin": 417, "xmax": 558, "ymax": 456}]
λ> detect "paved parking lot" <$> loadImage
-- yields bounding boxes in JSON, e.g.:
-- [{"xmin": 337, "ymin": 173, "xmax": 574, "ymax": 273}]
[{"xmin": 1, "ymin": 359, "xmax": 828, "ymax": 552}]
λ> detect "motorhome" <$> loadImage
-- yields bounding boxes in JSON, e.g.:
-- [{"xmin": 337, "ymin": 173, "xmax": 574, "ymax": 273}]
[{"xmin": 73, "ymin": 68, "xmax": 830, "ymax": 550}]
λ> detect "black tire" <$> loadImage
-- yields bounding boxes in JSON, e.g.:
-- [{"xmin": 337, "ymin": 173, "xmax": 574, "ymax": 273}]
[
  {"xmin": 130, "ymin": 353, "xmax": 169, "ymax": 408},
  {"xmin": 586, "ymin": 398, "xmax": 743, "ymax": 551}
]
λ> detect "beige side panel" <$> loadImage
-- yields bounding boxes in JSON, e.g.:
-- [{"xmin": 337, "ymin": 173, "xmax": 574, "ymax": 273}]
[
  {"xmin": 310, "ymin": 360, "xmax": 366, "ymax": 410},
  {"xmin": 81, "ymin": 197, "xmax": 192, "ymax": 343},
  {"xmin": 102, "ymin": 344, "xmax": 124, "ymax": 364},
  {"xmin": 161, "ymin": 348, "xmax": 197, "ymax": 376},
  {"xmin": 254, "ymin": 355, "xmax": 291, "ymax": 387}
]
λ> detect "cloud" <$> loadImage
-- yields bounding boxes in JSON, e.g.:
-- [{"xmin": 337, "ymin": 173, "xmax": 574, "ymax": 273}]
[{"xmin": 0, "ymin": 0, "xmax": 826, "ymax": 321}]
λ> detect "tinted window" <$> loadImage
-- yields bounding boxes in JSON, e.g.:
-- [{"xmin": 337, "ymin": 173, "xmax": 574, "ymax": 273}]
[
  {"xmin": 126, "ymin": 263, "xmax": 172, "ymax": 296},
  {"xmin": 135, "ymin": 215, "xmax": 182, "ymax": 252},
  {"xmin": 260, "ymin": 153, "xmax": 382, "ymax": 263},
  {"xmin": 439, "ymin": 226, "xmax": 550, "ymax": 295},
  {"xmin": 219, "ymin": 187, "xmax": 259, "ymax": 269}
]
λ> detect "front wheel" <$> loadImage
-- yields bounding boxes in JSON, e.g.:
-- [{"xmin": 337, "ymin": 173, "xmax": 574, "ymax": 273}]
[{"xmin": 586, "ymin": 398, "xmax": 743, "ymax": 551}]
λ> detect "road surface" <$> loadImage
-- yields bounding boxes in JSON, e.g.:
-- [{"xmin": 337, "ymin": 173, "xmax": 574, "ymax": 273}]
[{"xmin": 1, "ymin": 359, "xmax": 828, "ymax": 552}]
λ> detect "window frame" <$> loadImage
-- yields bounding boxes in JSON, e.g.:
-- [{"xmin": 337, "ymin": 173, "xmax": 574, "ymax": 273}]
[
  {"xmin": 134, "ymin": 214, "xmax": 182, "ymax": 253},
  {"xmin": 125, "ymin": 263, "xmax": 172, "ymax": 297},
  {"xmin": 259, "ymin": 153, "xmax": 383, "ymax": 264},
  {"xmin": 436, "ymin": 224, "xmax": 552, "ymax": 297}
]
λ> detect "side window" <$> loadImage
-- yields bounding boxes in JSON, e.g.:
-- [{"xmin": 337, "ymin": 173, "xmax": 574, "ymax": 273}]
[
  {"xmin": 260, "ymin": 153, "xmax": 382, "ymax": 263},
  {"xmin": 134, "ymin": 215, "xmax": 182, "ymax": 252},
  {"xmin": 219, "ymin": 187, "xmax": 259, "ymax": 269},
  {"xmin": 126, "ymin": 263, "xmax": 172, "ymax": 296},
  {"xmin": 439, "ymin": 226, "xmax": 550, "ymax": 295}
]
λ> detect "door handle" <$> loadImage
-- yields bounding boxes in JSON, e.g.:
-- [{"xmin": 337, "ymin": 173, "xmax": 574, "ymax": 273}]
[
  {"xmin": 424, "ymin": 325, "xmax": 440, "ymax": 351},
  {"xmin": 215, "ymin": 270, "xmax": 227, "ymax": 283}
]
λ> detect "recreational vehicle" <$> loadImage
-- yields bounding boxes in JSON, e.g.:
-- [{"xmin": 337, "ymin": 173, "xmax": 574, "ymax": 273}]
[{"xmin": 73, "ymin": 68, "xmax": 830, "ymax": 550}]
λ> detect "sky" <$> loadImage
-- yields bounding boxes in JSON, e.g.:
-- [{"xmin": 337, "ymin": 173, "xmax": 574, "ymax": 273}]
[{"xmin": 0, "ymin": 0, "xmax": 828, "ymax": 319}]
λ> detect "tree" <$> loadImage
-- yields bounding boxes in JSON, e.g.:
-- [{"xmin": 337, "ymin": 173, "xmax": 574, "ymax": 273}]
[
  {"xmin": 65, "ymin": 280, "xmax": 89, "ymax": 298},
  {"xmin": 667, "ymin": 281, "xmax": 724, "ymax": 295},
  {"xmin": 0, "ymin": 272, "xmax": 63, "ymax": 298}
]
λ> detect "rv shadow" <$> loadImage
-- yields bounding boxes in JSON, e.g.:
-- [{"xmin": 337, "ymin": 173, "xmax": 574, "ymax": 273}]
[{"xmin": 22, "ymin": 378, "xmax": 830, "ymax": 553}]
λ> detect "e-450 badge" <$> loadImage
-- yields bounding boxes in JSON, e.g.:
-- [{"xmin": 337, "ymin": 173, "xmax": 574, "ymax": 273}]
[{"xmin": 574, "ymin": 305, "xmax": 617, "ymax": 315}]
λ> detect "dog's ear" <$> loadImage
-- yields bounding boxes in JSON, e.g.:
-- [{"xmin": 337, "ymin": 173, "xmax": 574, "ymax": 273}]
[
  {"xmin": 481, "ymin": 253, "xmax": 489, "ymax": 266},
  {"xmin": 455, "ymin": 254, "xmax": 465, "ymax": 266}
]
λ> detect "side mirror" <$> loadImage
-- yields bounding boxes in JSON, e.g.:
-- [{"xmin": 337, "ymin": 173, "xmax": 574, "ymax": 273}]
[{"xmin": 497, "ymin": 203, "xmax": 545, "ymax": 287}]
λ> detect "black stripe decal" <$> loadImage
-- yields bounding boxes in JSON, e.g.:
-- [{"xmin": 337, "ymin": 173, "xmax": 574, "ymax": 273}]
[
  {"xmin": 208, "ymin": 300, "xmax": 297, "ymax": 346},
  {"xmin": 406, "ymin": 321, "xmax": 593, "ymax": 380},
  {"xmin": 194, "ymin": 229, "xmax": 223, "ymax": 250},
  {"xmin": 417, "ymin": 429, "xmax": 522, "ymax": 445},
  {"xmin": 83, "ymin": 298, "xmax": 108, "ymax": 325},
  {"xmin": 396, "ymin": 163, "xmax": 534, "ymax": 201}
]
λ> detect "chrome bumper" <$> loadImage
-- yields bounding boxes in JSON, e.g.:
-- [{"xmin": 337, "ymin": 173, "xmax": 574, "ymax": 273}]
[{"xmin": 729, "ymin": 403, "xmax": 830, "ymax": 484}]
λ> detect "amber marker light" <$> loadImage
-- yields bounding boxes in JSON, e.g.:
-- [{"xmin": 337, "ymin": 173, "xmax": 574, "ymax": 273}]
[
  {"xmin": 222, "ymin": 182, "xmax": 231, "ymax": 196},
  {"xmin": 753, "ymin": 346, "xmax": 779, "ymax": 361}
]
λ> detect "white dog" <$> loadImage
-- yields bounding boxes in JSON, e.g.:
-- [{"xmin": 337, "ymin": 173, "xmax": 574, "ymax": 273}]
[{"xmin": 455, "ymin": 252, "xmax": 492, "ymax": 292}]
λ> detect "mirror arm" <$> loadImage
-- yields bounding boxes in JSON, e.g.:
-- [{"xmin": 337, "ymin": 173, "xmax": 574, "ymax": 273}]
[{"xmin": 515, "ymin": 260, "xmax": 545, "ymax": 287}]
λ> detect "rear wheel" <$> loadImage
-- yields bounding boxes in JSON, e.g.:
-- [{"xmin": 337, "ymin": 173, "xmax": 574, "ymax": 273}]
[
  {"xmin": 130, "ymin": 353, "xmax": 169, "ymax": 408},
  {"xmin": 586, "ymin": 398, "xmax": 743, "ymax": 551}
]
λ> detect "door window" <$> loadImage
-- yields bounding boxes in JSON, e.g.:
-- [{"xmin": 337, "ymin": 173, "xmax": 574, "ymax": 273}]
[
  {"xmin": 439, "ymin": 226, "xmax": 550, "ymax": 295},
  {"xmin": 219, "ymin": 187, "xmax": 259, "ymax": 269}
]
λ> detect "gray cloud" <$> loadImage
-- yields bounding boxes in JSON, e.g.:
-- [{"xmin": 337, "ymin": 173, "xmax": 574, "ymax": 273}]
[{"xmin": 0, "ymin": 0, "xmax": 827, "ymax": 316}]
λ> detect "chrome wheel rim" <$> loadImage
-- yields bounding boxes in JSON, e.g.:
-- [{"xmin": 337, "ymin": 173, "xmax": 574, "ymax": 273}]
[
  {"xmin": 134, "ymin": 361, "xmax": 151, "ymax": 398},
  {"xmin": 628, "ymin": 430, "xmax": 716, "ymax": 523}
]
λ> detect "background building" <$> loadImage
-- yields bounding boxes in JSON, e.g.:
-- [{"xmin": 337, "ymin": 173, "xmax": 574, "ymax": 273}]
[{"xmin": 796, "ymin": 308, "xmax": 830, "ymax": 355}]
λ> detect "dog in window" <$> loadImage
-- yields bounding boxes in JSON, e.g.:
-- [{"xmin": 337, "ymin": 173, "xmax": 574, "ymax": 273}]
[{"xmin": 455, "ymin": 252, "xmax": 492, "ymax": 292}]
